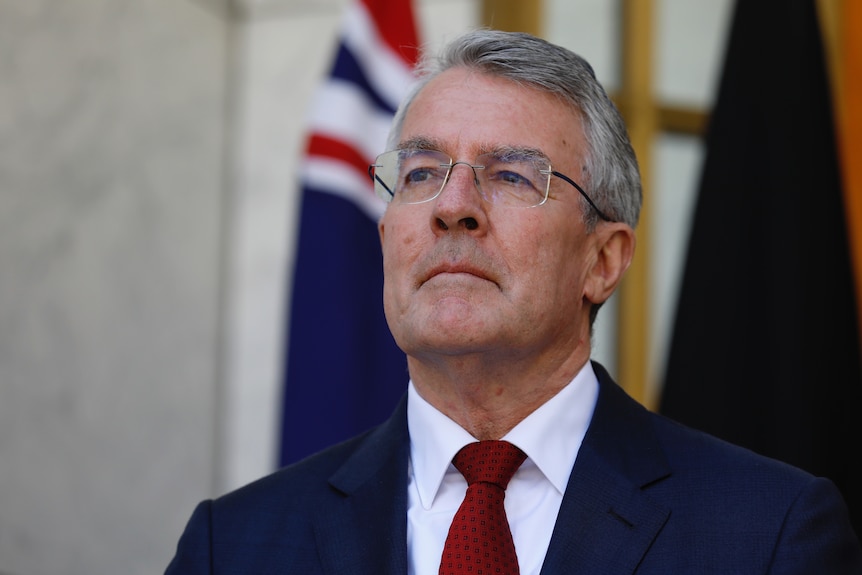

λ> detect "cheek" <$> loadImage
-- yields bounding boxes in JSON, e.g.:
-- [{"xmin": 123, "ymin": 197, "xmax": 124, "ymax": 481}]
[
  {"xmin": 381, "ymin": 215, "xmax": 423, "ymax": 282},
  {"xmin": 529, "ymin": 229, "xmax": 587, "ymax": 294},
  {"xmin": 506, "ymin": 215, "xmax": 560, "ymax": 270}
]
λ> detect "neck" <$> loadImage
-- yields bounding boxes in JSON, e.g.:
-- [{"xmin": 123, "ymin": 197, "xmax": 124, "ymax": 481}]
[{"xmin": 407, "ymin": 345, "xmax": 591, "ymax": 440}]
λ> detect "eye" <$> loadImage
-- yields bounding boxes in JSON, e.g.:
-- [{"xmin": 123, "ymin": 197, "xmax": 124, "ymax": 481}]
[
  {"xmin": 405, "ymin": 166, "xmax": 438, "ymax": 184},
  {"xmin": 486, "ymin": 160, "xmax": 542, "ymax": 191},
  {"xmin": 398, "ymin": 151, "xmax": 449, "ymax": 189},
  {"xmin": 494, "ymin": 168, "xmax": 533, "ymax": 188},
  {"xmin": 476, "ymin": 153, "xmax": 549, "ymax": 206}
]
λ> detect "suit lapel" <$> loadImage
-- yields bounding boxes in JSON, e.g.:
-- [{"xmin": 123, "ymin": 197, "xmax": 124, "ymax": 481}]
[
  {"xmin": 304, "ymin": 366, "xmax": 672, "ymax": 575},
  {"xmin": 540, "ymin": 363, "xmax": 672, "ymax": 574},
  {"xmin": 313, "ymin": 396, "xmax": 410, "ymax": 575}
]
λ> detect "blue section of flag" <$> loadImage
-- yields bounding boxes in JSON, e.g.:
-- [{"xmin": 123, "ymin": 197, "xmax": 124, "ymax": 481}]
[{"xmin": 280, "ymin": 187, "xmax": 407, "ymax": 466}]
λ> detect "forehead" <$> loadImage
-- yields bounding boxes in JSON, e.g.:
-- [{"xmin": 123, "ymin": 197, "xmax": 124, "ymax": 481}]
[{"xmin": 400, "ymin": 67, "xmax": 586, "ymax": 164}]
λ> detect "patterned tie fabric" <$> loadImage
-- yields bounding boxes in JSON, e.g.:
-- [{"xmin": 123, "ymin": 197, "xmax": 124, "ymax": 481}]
[{"xmin": 439, "ymin": 440, "xmax": 527, "ymax": 575}]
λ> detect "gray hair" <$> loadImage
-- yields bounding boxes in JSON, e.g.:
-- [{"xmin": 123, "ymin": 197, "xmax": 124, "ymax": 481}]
[{"xmin": 387, "ymin": 29, "xmax": 642, "ymax": 229}]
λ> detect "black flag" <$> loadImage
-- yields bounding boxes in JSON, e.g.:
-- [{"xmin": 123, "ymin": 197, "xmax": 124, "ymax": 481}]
[{"xmin": 659, "ymin": 0, "xmax": 862, "ymax": 537}]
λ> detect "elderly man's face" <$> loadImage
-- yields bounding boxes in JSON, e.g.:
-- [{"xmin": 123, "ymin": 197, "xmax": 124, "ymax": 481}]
[{"xmin": 378, "ymin": 67, "xmax": 605, "ymax": 365}]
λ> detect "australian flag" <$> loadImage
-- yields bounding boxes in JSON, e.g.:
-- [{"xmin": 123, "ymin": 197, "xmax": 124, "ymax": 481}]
[{"xmin": 280, "ymin": 0, "xmax": 420, "ymax": 465}]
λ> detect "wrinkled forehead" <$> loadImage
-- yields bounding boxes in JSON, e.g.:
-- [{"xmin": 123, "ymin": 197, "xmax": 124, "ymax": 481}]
[{"xmin": 398, "ymin": 67, "xmax": 587, "ymax": 167}]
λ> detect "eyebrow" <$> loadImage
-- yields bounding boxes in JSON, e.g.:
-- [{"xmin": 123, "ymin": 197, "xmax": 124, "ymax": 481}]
[
  {"xmin": 397, "ymin": 136, "xmax": 445, "ymax": 152},
  {"xmin": 490, "ymin": 145, "xmax": 550, "ymax": 165},
  {"xmin": 397, "ymin": 138, "xmax": 551, "ymax": 164}
]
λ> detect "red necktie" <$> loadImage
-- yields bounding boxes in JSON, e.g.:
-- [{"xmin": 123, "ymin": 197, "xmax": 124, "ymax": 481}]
[{"xmin": 438, "ymin": 440, "xmax": 527, "ymax": 575}]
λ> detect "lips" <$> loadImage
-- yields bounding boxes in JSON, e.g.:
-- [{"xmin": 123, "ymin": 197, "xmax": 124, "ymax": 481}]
[{"xmin": 420, "ymin": 261, "xmax": 497, "ymax": 288}]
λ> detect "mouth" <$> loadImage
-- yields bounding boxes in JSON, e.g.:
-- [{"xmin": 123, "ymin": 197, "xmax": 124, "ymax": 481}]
[{"xmin": 420, "ymin": 262, "xmax": 498, "ymax": 288}]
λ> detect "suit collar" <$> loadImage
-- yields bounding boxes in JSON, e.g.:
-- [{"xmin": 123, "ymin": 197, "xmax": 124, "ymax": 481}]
[
  {"xmin": 583, "ymin": 362, "xmax": 672, "ymax": 487},
  {"xmin": 314, "ymin": 395, "xmax": 410, "ymax": 575},
  {"xmin": 540, "ymin": 362, "xmax": 672, "ymax": 574},
  {"xmin": 328, "ymin": 394, "xmax": 410, "ymax": 494}
]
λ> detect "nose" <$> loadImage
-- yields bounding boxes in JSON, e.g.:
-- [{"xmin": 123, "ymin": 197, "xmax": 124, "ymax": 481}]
[{"xmin": 431, "ymin": 163, "xmax": 488, "ymax": 233}]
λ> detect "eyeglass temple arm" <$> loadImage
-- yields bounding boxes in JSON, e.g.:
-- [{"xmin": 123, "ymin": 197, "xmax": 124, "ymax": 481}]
[
  {"xmin": 368, "ymin": 165, "xmax": 394, "ymax": 199},
  {"xmin": 550, "ymin": 170, "xmax": 612, "ymax": 221}
]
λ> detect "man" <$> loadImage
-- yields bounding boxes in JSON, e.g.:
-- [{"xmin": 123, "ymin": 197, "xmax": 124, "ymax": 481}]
[{"xmin": 166, "ymin": 30, "xmax": 862, "ymax": 574}]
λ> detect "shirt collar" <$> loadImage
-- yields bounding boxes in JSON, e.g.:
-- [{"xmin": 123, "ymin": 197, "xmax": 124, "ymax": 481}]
[{"xmin": 407, "ymin": 362, "xmax": 599, "ymax": 509}]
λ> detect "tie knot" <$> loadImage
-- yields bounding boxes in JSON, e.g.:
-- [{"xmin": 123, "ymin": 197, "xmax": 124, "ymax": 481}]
[{"xmin": 452, "ymin": 440, "xmax": 527, "ymax": 489}]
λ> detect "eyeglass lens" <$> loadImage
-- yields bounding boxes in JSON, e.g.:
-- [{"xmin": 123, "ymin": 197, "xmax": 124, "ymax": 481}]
[{"xmin": 371, "ymin": 149, "xmax": 550, "ymax": 208}]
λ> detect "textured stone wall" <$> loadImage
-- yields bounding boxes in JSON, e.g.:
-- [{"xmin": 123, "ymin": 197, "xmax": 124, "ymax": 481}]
[{"xmin": 0, "ymin": 1, "xmax": 227, "ymax": 573}]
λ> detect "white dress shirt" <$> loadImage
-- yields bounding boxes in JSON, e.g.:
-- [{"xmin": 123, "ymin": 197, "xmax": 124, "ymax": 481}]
[{"xmin": 406, "ymin": 362, "xmax": 599, "ymax": 575}]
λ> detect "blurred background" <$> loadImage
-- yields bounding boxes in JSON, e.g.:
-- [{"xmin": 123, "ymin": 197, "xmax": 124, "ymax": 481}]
[{"xmin": 1, "ymin": 1, "xmax": 858, "ymax": 574}]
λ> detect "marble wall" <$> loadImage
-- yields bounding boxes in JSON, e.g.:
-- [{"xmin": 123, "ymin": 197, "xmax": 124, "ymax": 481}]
[{"xmin": 0, "ymin": 1, "xmax": 228, "ymax": 573}]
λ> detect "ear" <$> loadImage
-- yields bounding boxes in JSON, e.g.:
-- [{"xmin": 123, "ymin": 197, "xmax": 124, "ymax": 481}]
[{"xmin": 583, "ymin": 223, "xmax": 636, "ymax": 305}]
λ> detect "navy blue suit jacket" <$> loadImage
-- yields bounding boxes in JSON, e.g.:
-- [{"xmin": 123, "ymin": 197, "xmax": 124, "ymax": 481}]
[{"xmin": 166, "ymin": 363, "xmax": 862, "ymax": 574}]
